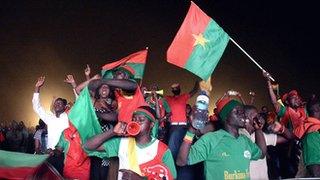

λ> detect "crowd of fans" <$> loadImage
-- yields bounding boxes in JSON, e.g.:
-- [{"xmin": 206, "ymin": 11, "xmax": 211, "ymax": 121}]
[{"xmin": 1, "ymin": 65, "xmax": 319, "ymax": 180}]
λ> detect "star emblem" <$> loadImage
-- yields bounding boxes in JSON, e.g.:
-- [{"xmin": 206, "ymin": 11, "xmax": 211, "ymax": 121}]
[{"xmin": 192, "ymin": 33, "xmax": 209, "ymax": 48}]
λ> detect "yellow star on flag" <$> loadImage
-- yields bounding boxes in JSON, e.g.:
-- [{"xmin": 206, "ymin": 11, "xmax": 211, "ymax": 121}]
[{"xmin": 192, "ymin": 33, "xmax": 209, "ymax": 48}]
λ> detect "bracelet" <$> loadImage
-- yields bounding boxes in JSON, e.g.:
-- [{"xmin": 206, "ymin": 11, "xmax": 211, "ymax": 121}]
[{"xmin": 183, "ymin": 131, "xmax": 195, "ymax": 144}]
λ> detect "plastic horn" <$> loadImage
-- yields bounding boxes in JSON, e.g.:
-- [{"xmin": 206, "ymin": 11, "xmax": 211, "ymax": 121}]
[{"xmin": 144, "ymin": 89, "xmax": 164, "ymax": 95}]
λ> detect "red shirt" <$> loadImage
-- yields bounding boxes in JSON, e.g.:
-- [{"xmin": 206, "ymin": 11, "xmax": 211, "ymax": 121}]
[
  {"xmin": 279, "ymin": 105, "xmax": 320, "ymax": 139},
  {"xmin": 165, "ymin": 93, "xmax": 190, "ymax": 123},
  {"xmin": 115, "ymin": 87, "xmax": 147, "ymax": 123}
]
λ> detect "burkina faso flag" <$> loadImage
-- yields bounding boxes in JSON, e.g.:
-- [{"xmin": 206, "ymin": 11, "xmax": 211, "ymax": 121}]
[{"xmin": 167, "ymin": 2, "xmax": 229, "ymax": 80}]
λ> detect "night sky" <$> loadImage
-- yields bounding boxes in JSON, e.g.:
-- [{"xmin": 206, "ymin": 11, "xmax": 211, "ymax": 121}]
[{"xmin": 1, "ymin": 0, "xmax": 319, "ymax": 127}]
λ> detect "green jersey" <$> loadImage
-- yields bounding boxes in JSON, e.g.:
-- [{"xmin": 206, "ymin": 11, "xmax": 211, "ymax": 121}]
[{"xmin": 188, "ymin": 129, "xmax": 262, "ymax": 180}]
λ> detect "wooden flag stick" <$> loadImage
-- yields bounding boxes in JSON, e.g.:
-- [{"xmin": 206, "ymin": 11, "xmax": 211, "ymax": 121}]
[{"xmin": 229, "ymin": 37, "xmax": 275, "ymax": 82}]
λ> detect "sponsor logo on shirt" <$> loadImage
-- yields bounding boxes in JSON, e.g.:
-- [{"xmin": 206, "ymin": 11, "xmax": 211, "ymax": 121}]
[
  {"xmin": 243, "ymin": 150, "xmax": 251, "ymax": 159},
  {"xmin": 224, "ymin": 169, "xmax": 249, "ymax": 179}
]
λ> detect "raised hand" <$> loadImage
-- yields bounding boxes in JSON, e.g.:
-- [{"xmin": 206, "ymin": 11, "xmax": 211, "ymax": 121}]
[
  {"xmin": 85, "ymin": 64, "xmax": 91, "ymax": 80},
  {"xmin": 64, "ymin": 74, "xmax": 77, "ymax": 88},
  {"xmin": 35, "ymin": 76, "xmax": 45, "ymax": 92},
  {"xmin": 113, "ymin": 122, "xmax": 127, "ymax": 136}
]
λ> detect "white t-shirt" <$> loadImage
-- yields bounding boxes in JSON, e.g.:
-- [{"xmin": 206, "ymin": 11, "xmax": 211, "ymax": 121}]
[
  {"xmin": 239, "ymin": 129, "xmax": 277, "ymax": 180},
  {"xmin": 32, "ymin": 93, "xmax": 69, "ymax": 149}
]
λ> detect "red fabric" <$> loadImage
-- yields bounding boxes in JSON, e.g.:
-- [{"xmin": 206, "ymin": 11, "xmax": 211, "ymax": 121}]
[
  {"xmin": 281, "ymin": 90, "xmax": 299, "ymax": 102},
  {"xmin": 167, "ymin": 2, "xmax": 211, "ymax": 67},
  {"xmin": 116, "ymin": 87, "xmax": 148, "ymax": 123},
  {"xmin": 63, "ymin": 123, "xmax": 90, "ymax": 180},
  {"xmin": 102, "ymin": 49, "xmax": 148, "ymax": 70},
  {"xmin": 0, "ymin": 167, "xmax": 37, "ymax": 179},
  {"xmin": 0, "ymin": 132, "xmax": 5, "ymax": 142},
  {"xmin": 215, "ymin": 98, "xmax": 232, "ymax": 113},
  {"xmin": 139, "ymin": 141, "xmax": 174, "ymax": 180},
  {"xmin": 165, "ymin": 93, "xmax": 190, "ymax": 122},
  {"xmin": 280, "ymin": 107, "xmax": 309, "ymax": 139}
]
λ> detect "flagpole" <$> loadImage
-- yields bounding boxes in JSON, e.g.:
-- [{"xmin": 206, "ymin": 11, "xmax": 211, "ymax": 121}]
[
  {"xmin": 229, "ymin": 37, "xmax": 275, "ymax": 82},
  {"xmin": 139, "ymin": 46, "xmax": 149, "ymax": 87}
]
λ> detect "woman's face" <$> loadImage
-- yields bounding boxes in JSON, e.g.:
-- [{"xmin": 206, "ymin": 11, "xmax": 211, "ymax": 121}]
[{"xmin": 99, "ymin": 84, "xmax": 110, "ymax": 98}]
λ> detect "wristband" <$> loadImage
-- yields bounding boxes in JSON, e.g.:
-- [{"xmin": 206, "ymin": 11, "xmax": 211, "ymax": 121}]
[{"xmin": 183, "ymin": 131, "xmax": 195, "ymax": 144}]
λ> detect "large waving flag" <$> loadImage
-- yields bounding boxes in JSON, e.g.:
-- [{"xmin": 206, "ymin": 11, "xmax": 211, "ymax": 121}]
[
  {"xmin": 102, "ymin": 49, "xmax": 148, "ymax": 79},
  {"xmin": 68, "ymin": 87, "xmax": 107, "ymax": 158},
  {"xmin": 167, "ymin": 2, "xmax": 229, "ymax": 80}
]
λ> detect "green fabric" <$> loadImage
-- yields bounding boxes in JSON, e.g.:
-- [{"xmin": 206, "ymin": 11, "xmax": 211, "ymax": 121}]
[
  {"xmin": 126, "ymin": 63, "xmax": 145, "ymax": 79},
  {"xmin": 133, "ymin": 111, "xmax": 155, "ymax": 122},
  {"xmin": 302, "ymin": 131, "xmax": 320, "ymax": 166},
  {"xmin": 278, "ymin": 104, "xmax": 286, "ymax": 117},
  {"xmin": 68, "ymin": 87, "xmax": 107, "ymax": 158},
  {"xmin": 185, "ymin": 19, "xmax": 229, "ymax": 80},
  {"xmin": 162, "ymin": 149, "xmax": 177, "ymax": 179},
  {"xmin": 101, "ymin": 63, "xmax": 145, "ymax": 80},
  {"xmin": 162, "ymin": 98, "xmax": 171, "ymax": 113},
  {"xmin": 102, "ymin": 137, "xmax": 121, "ymax": 158},
  {"xmin": 188, "ymin": 129, "xmax": 261, "ymax": 180},
  {"xmin": 219, "ymin": 100, "xmax": 241, "ymax": 121},
  {"xmin": 0, "ymin": 150, "xmax": 48, "ymax": 168},
  {"xmin": 151, "ymin": 120, "xmax": 159, "ymax": 138}
]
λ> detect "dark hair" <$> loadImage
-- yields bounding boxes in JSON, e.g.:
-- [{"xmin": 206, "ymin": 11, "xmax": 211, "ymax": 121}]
[
  {"xmin": 244, "ymin": 105, "xmax": 257, "ymax": 112},
  {"xmin": 38, "ymin": 119, "xmax": 46, "ymax": 129},
  {"xmin": 55, "ymin": 98, "xmax": 67, "ymax": 106}
]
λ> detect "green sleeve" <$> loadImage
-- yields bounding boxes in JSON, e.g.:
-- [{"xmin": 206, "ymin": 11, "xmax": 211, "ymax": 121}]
[
  {"xmin": 102, "ymin": 137, "xmax": 121, "ymax": 157},
  {"xmin": 162, "ymin": 98, "xmax": 171, "ymax": 113},
  {"xmin": 188, "ymin": 132, "xmax": 218, "ymax": 165},
  {"xmin": 162, "ymin": 149, "xmax": 177, "ymax": 179},
  {"xmin": 245, "ymin": 137, "xmax": 262, "ymax": 160},
  {"xmin": 277, "ymin": 103, "xmax": 286, "ymax": 117}
]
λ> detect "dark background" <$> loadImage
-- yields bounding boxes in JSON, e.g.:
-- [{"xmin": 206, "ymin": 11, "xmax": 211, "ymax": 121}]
[{"xmin": 1, "ymin": 0, "xmax": 319, "ymax": 127}]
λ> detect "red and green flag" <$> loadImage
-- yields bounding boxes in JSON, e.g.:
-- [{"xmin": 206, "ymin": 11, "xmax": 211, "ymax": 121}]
[
  {"xmin": 68, "ymin": 87, "xmax": 108, "ymax": 158},
  {"xmin": 101, "ymin": 49, "xmax": 148, "ymax": 79},
  {"xmin": 0, "ymin": 150, "xmax": 50, "ymax": 179},
  {"xmin": 167, "ymin": 2, "xmax": 229, "ymax": 80}
]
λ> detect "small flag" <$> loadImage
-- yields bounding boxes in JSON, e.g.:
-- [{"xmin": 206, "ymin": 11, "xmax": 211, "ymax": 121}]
[
  {"xmin": 167, "ymin": 2, "xmax": 229, "ymax": 80},
  {"xmin": 102, "ymin": 49, "xmax": 148, "ymax": 79}
]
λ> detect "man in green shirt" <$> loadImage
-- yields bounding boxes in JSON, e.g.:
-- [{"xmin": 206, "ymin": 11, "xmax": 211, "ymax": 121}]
[{"xmin": 176, "ymin": 98, "xmax": 267, "ymax": 180}]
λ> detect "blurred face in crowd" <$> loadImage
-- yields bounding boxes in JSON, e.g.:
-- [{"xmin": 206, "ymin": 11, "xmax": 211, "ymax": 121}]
[
  {"xmin": 54, "ymin": 99, "xmax": 66, "ymax": 114},
  {"xmin": 287, "ymin": 95, "xmax": 302, "ymax": 108},
  {"xmin": 98, "ymin": 84, "xmax": 110, "ymax": 99},
  {"xmin": 114, "ymin": 70, "xmax": 129, "ymax": 80},
  {"xmin": 171, "ymin": 86, "xmax": 181, "ymax": 96},
  {"xmin": 244, "ymin": 108, "xmax": 258, "ymax": 134},
  {"xmin": 227, "ymin": 105, "xmax": 246, "ymax": 128}
]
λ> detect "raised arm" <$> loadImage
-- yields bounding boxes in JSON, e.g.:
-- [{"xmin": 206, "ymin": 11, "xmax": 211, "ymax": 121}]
[
  {"xmin": 32, "ymin": 76, "xmax": 51, "ymax": 124},
  {"xmin": 75, "ymin": 74, "xmax": 101, "ymax": 94},
  {"xmin": 176, "ymin": 127, "xmax": 197, "ymax": 166},
  {"xmin": 189, "ymin": 81, "xmax": 200, "ymax": 97},
  {"xmin": 253, "ymin": 117, "xmax": 267, "ymax": 158},
  {"xmin": 84, "ymin": 64, "xmax": 91, "ymax": 81},
  {"xmin": 64, "ymin": 74, "xmax": 78, "ymax": 99},
  {"xmin": 104, "ymin": 79, "xmax": 137, "ymax": 92},
  {"xmin": 84, "ymin": 128, "xmax": 116, "ymax": 151},
  {"xmin": 263, "ymin": 71, "xmax": 281, "ymax": 113}
]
